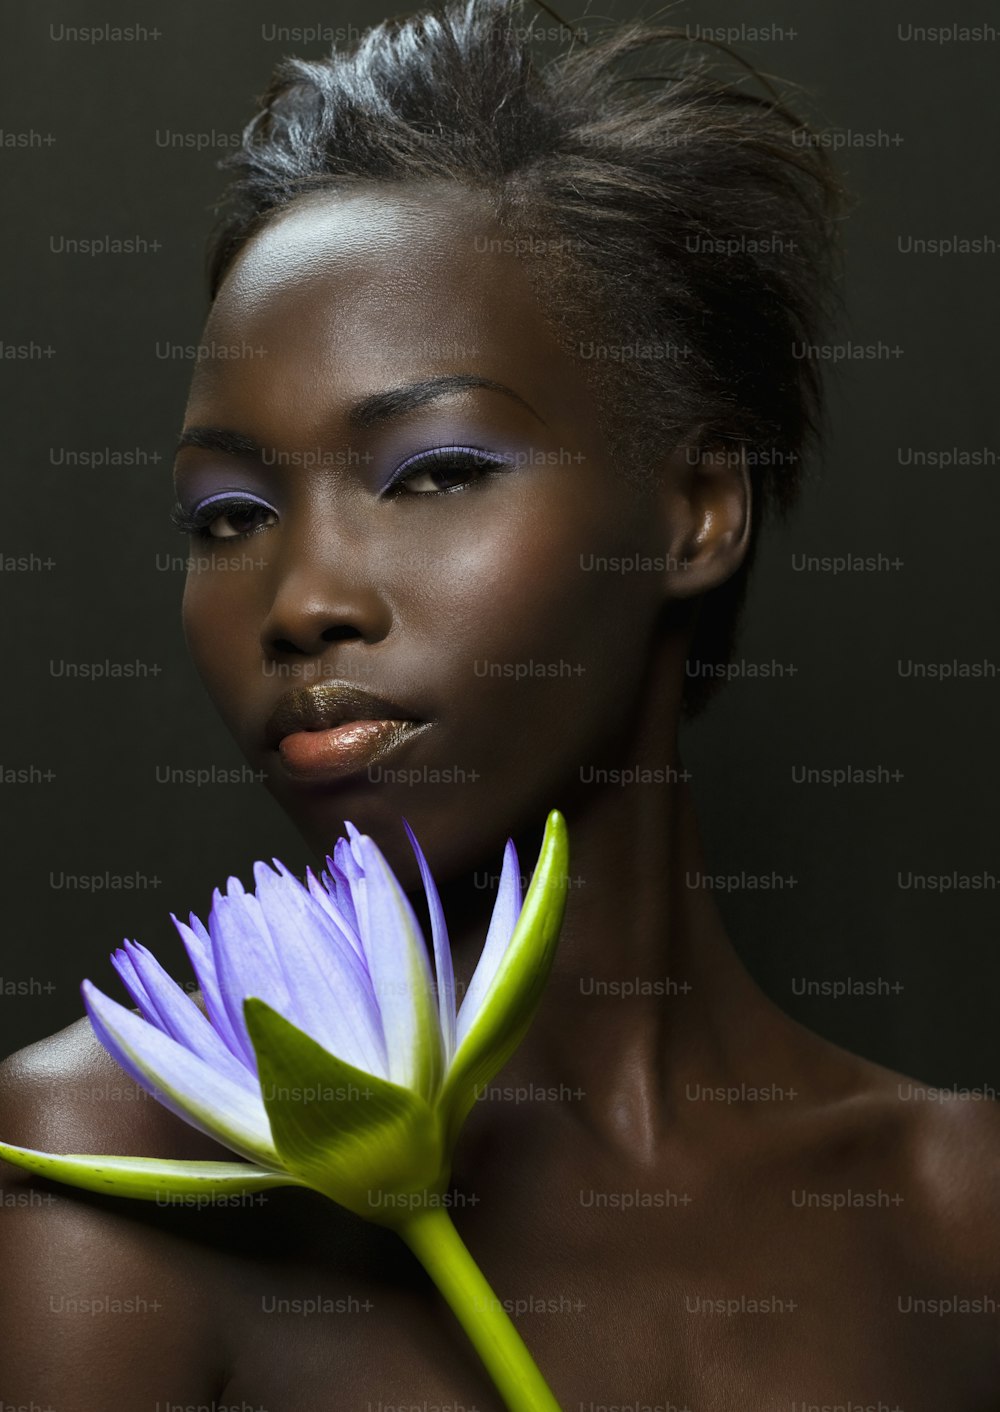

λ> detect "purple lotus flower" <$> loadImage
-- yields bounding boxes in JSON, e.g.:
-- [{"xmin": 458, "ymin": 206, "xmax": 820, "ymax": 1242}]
[{"xmin": 0, "ymin": 811, "xmax": 564, "ymax": 1221}]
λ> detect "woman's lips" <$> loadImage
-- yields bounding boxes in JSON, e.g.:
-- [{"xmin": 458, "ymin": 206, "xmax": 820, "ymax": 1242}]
[{"xmin": 276, "ymin": 718, "xmax": 431, "ymax": 782}]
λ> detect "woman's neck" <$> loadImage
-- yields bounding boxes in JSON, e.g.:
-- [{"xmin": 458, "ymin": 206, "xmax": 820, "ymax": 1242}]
[
  {"xmin": 439, "ymin": 774, "xmax": 791, "ymax": 1160},
  {"xmin": 430, "ymin": 638, "xmax": 805, "ymax": 1163}
]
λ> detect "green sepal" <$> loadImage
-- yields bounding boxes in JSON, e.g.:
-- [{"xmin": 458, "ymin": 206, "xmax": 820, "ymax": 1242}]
[
  {"xmin": 244, "ymin": 998, "xmax": 449, "ymax": 1225},
  {"xmin": 439, "ymin": 809, "xmax": 570, "ymax": 1150},
  {"xmin": 0, "ymin": 1139, "xmax": 299, "ymax": 1202}
]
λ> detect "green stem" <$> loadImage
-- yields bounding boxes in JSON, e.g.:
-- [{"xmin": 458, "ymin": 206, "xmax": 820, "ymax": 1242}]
[{"xmin": 397, "ymin": 1205, "xmax": 562, "ymax": 1412}]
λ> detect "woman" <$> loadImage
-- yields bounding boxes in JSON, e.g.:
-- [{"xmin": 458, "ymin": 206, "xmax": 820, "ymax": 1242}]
[{"xmin": 2, "ymin": 0, "xmax": 999, "ymax": 1405}]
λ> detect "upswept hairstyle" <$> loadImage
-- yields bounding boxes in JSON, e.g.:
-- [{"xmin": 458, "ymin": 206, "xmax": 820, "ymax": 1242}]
[{"xmin": 205, "ymin": 0, "xmax": 847, "ymax": 713}]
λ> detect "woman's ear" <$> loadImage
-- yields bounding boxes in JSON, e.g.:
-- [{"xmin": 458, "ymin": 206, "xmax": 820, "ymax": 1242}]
[{"xmin": 656, "ymin": 440, "xmax": 752, "ymax": 600}]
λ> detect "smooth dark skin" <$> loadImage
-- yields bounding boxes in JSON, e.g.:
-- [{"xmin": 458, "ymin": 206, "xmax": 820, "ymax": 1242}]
[{"xmin": 3, "ymin": 181, "xmax": 1000, "ymax": 1410}]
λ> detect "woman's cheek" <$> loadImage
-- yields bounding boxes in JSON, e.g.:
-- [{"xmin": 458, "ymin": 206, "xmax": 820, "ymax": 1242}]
[{"xmin": 180, "ymin": 571, "xmax": 256, "ymax": 713}]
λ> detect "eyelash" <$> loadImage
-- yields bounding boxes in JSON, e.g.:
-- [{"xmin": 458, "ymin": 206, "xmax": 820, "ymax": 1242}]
[
  {"xmin": 170, "ymin": 446, "xmax": 512, "ymax": 541},
  {"xmin": 168, "ymin": 497, "xmax": 276, "ymax": 542},
  {"xmin": 384, "ymin": 445, "xmax": 511, "ymax": 496}
]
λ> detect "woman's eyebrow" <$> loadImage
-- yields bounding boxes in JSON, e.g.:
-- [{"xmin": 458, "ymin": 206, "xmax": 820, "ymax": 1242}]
[
  {"xmin": 347, "ymin": 373, "xmax": 547, "ymax": 430},
  {"xmin": 174, "ymin": 372, "xmax": 547, "ymax": 458},
  {"xmin": 174, "ymin": 427, "xmax": 262, "ymax": 458}
]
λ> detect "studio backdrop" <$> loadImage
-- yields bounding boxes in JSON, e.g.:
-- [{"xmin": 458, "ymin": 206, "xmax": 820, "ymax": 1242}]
[{"xmin": 1, "ymin": 0, "xmax": 998, "ymax": 1091}]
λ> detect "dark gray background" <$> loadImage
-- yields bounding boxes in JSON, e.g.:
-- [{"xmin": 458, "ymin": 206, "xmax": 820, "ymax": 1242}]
[{"xmin": 1, "ymin": 0, "xmax": 997, "ymax": 1084}]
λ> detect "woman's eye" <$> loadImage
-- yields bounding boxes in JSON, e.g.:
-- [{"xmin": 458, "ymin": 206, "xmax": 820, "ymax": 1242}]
[
  {"xmin": 207, "ymin": 503, "xmax": 277, "ymax": 538},
  {"xmin": 389, "ymin": 447, "xmax": 511, "ymax": 495},
  {"xmin": 170, "ymin": 499, "xmax": 277, "ymax": 540},
  {"xmin": 170, "ymin": 449, "xmax": 510, "ymax": 538}
]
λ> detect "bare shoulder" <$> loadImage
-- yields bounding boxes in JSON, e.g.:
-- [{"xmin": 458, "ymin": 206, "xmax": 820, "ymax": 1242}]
[
  {"xmin": 0, "ymin": 1012, "xmax": 232, "ymax": 1163},
  {"xmin": 772, "ymin": 1018, "xmax": 1000, "ymax": 1265},
  {"xmin": 802, "ymin": 1035, "xmax": 1000, "ymax": 1277},
  {"xmin": 891, "ymin": 1069, "xmax": 1000, "ymax": 1273},
  {"xmin": 0, "ymin": 1019, "xmax": 229, "ymax": 1405},
  {"xmin": 866, "ymin": 1058, "xmax": 1000, "ymax": 1386}
]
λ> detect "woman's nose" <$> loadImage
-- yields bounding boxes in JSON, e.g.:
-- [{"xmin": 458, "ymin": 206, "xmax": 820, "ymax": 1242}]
[{"xmin": 257, "ymin": 519, "xmax": 394, "ymax": 659}]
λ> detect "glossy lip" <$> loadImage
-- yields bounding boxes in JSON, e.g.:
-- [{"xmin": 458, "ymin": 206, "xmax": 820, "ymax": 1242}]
[
  {"xmin": 276, "ymin": 718, "xmax": 433, "ymax": 783},
  {"xmin": 263, "ymin": 680, "xmax": 426, "ymax": 751}
]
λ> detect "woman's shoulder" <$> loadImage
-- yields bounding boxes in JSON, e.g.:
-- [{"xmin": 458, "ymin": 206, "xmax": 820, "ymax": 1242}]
[
  {"xmin": 0, "ymin": 1019, "xmax": 230, "ymax": 1404},
  {"xmin": 817, "ymin": 1038, "xmax": 1000, "ymax": 1180},
  {"xmin": 798, "ymin": 1034, "xmax": 1000, "ymax": 1287},
  {"xmin": 882, "ymin": 1057, "xmax": 1000, "ymax": 1271},
  {"xmin": 0, "ymin": 1012, "xmax": 231, "ymax": 1163}
]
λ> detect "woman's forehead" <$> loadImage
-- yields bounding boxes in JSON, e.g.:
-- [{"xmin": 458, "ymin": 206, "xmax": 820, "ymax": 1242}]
[
  {"xmin": 213, "ymin": 182, "xmax": 506, "ymax": 307},
  {"xmin": 187, "ymin": 184, "xmax": 601, "ymax": 444}
]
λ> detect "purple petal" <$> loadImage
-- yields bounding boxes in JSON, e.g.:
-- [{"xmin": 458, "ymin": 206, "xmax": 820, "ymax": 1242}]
[
  {"xmin": 171, "ymin": 909, "xmax": 247, "ymax": 1063},
  {"xmin": 304, "ymin": 866, "xmax": 367, "ymax": 968},
  {"xmin": 111, "ymin": 943, "xmax": 169, "ymax": 1032},
  {"xmin": 121, "ymin": 940, "xmax": 257, "ymax": 1085},
  {"xmin": 455, "ymin": 837, "xmax": 522, "ymax": 1048},
  {"xmin": 402, "ymin": 818, "xmax": 456, "ymax": 1065},
  {"xmin": 351, "ymin": 834, "xmax": 442, "ymax": 1094},
  {"xmin": 251, "ymin": 860, "xmax": 388, "ymax": 1078},
  {"xmin": 207, "ymin": 886, "xmax": 293, "ymax": 1071},
  {"xmin": 81, "ymin": 981, "xmax": 276, "ymax": 1167},
  {"xmin": 326, "ymin": 834, "xmax": 364, "ymax": 937}
]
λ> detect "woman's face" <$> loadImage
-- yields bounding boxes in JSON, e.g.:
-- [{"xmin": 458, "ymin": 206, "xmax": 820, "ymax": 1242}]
[{"xmin": 175, "ymin": 181, "xmax": 674, "ymax": 883}]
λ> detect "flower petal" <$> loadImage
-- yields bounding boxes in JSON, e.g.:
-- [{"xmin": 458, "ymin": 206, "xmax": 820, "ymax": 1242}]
[
  {"xmin": 351, "ymin": 834, "xmax": 443, "ymax": 1098},
  {"xmin": 455, "ymin": 837, "xmax": 522, "ymax": 1049},
  {"xmin": 402, "ymin": 818, "xmax": 457, "ymax": 1065},
  {"xmin": 120, "ymin": 940, "xmax": 258, "ymax": 1085},
  {"xmin": 81, "ymin": 980, "xmax": 277, "ymax": 1167},
  {"xmin": 111, "ymin": 942, "xmax": 167, "ymax": 1032},
  {"xmin": 305, "ymin": 866, "xmax": 367, "ymax": 967},
  {"xmin": 171, "ymin": 908, "xmax": 247, "ymax": 1063},
  {"xmin": 251, "ymin": 860, "xmax": 388, "ymax": 1079},
  {"xmin": 207, "ymin": 884, "xmax": 293, "ymax": 1071},
  {"xmin": 440, "ymin": 810, "xmax": 569, "ymax": 1150},
  {"xmin": 325, "ymin": 833, "xmax": 364, "ymax": 937}
]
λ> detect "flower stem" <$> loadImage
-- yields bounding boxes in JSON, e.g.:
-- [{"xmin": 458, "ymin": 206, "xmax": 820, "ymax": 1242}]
[{"xmin": 398, "ymin": 1206, "xmax": 562, "ymax": 1411}]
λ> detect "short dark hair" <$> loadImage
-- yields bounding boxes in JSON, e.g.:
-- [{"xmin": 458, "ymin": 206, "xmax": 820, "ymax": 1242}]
[{"xmin": 205, "ymin": 0, "xmax": 847, "ymax": 714}]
